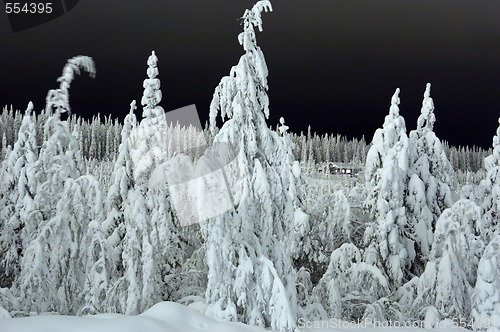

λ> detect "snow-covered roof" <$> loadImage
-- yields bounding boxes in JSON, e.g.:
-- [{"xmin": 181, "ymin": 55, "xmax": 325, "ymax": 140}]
[{"xmin": 327, "ymin": 162, "xmax": 362, "ymax": 170}]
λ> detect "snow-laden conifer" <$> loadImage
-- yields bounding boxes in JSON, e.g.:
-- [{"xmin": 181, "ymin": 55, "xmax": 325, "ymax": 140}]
[
  {"xmin": 130, "ymin": 51, "xmax": 166, "ymax": 186},
  {"xmin": 481, "ymin": 118, "xmax": 500, "ymax": 240},
  {"xmin": 45, "ymin": 56, "xmax": 95, "ymax": 116},
  {"xmin": 472, "ymin": 233, "xmax": 500, "ymax": 331},
  {"xmin": 363, "ymin": 88, "xmax": 414, "ymax": 288},
  {"xmin": 364, "ymin": 88, "xmax": 409, "ymax": 209},
  {"xmin": 0, "ymin": 102, "xmax": 38, "ymax": 283},
  {"xmin": 408, "ymin": 83, "xmax": 453, "ymax": 239},
  {"xmin": 310, "ymin": 243, "xmax": 405, "ymax": 322},
  {"xmin": 17, "ymin": 175, "xmax": 105, "ymax": 314},
  {"xmin": 102, "ymin": 101, "xmax": 137, "ymax": 277},
  {"xmin": 203, "ymin": 2, "xmax": 299, "ymax": 331},
  {"xmin": 79, "ymin": 177, "xmax": 110, "ymax": 315},
  {"xmin": 141, "ymin": 51, "xmax": 164, "ymax": 119},
  {"xmin": 412, "ymin": 199, "xmax": 484, "ymax": 321},
  {"xmin": 32, "ymin": 56, "xmax": 95, "ymax": 223},
  {"xmin": 15, "ymin": 56, "xmax": 95, "ymax": 313}
]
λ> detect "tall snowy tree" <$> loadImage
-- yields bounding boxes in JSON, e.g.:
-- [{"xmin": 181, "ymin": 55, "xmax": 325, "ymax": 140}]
[
  {"xmin": 15, "ymin": 56, "xmax": 95, "ymax": 313},
  {"xmin": 481, "ymin": 117, "xmax": 500, "ymax": 241},
  {"xmin": 0, "ymin": 102, "xmax": 38, "ymax": 286},
  {"xmin": 31, "ymin": 56, "xmax": 95, "ymax": 223},
  {"xmin": 102, "ymin": 101, "xmax": 137, "ymax": 279},
  {"xmin": 79, "ymin": 176, "xmax": 111, "ymax": 315},
  {"xmin": 104, "ymin": 57, "xmax": 184, "ymax": 313},
  {"xmin": 105, "ymin": 186, "xmax": 158, "ymax": 315},
  {"xmin": 411, "ymin": 199, "xmax": 484, "ymax": 321},
  {"xmin": 203, "ymin": 2, "xmax": 300, "ymax": 331},
  {"xmin": 311, "ymin": 243, "xmax": 397, "ymax": 322},
  {"xmin": 408, "ymin": 83, "xmax": 453, "ymax": 235},
  {"xmin": 17, "ymin": 175, "xmax": 105, "ymax": 314},
  {"xmin": 472, "ymin": 233, "xmax": 500, "ymax": 331},
  {"xmin": 363, "ymin": 88, "xmax": 414, "ymax": 288},
  {"xmin": 141, "ymin": 50, "xmax": 164, "ymax": 119},
  {"xmin": 130, "ymin": 51, "xmax": 166, "ymax": 186},
  {"xmin": 364, "ymin": 88, "xmax": 410, "ymax": 208}
]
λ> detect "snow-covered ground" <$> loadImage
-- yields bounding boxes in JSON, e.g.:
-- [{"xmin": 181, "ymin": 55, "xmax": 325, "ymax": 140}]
[
  {"xmin": 0, "ymin": 301, "xmax": 264, "ymax": 332},
  {"xmin": 0, "ymin": 301, "xmax": 472, "ymax": 332},
  {"xmin": 0, "ymin": 302, "xmax": 474, "ymax": 332}
]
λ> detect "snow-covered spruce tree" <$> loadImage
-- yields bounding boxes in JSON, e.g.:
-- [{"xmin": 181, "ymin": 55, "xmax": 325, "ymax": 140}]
[
  {"xmin": 406, "ymin": 172, "xmax": 433, "ymax": 275},
  {"xmin": 130, "ymin": 51, "xmax": 166, "ymax": 186},
  {"xmin": 106, "ymin": 172, "xmax": 185, "ymax": 314},
  {"xmin": 203, "ymin": 2, "xmax": 300, "ymax": 331},
  {"xmin": 102, "ymin": 100, "xmax": 150, "ymax": 315},
  {"xmin": 105, "ymin": 186, "xmax": 156, "ymax": 315},
  {"xmin": 0, "ymin": 102, "xmax": 38, "ymax": 286},
  {"xmin": 411, "ymin": 199, "xmax": 484, "ymax": 321},
  {"xmin": 408, "ymin": 83, "xmax": 453, "ymax": 250},
  {"xmin": 146, "ymin": 187, "xmax": 187, "ymax": 302},
  {"xmin": 311, "ymin": 242, "xmax": 405, "ymax": 323},
  {"xmin": 290, "ymin": 180, "xmax": 352, "ymax": 286},
  {"xmin": 141, "ymin": 50, "xmax": 164, "ymax": 119},
  {"xmin": 472, "ymin": 233, "xmax": 500, "ymax": 331},
  {"xmin": 17, "ymin": 175, "xmax": 105, "ymax": 314},
  {"xmin": 364, "ymin": 88, "xmax": 409, "ymax": 208},
  {"xmin": 78, "ymin": 176, "xmax": 110, "ymax": 315},
  {"xmin": 363, "ymin": 88, "xmax": 414, "ymax": 288},
  {"xmin": 105, "ymin": 61, "xmax": 184, "ymax": 313},
  {"xmin": 481, "ymin": 118, "xmax": 500, "ymax": 241},
  {"xmin": 15, "ymin": 56, "xmax": 95, "ymax": 313},
  {"xmin": 45, "ymin": 56, "xmax": 95, "ymax": 117},
  {"xmin": 102, "ymin": 101, "xmax": 137, "ymax": 282},
  {"xmin": 31, "ymin": 56, "xmax": 94, "ymax": 223}
]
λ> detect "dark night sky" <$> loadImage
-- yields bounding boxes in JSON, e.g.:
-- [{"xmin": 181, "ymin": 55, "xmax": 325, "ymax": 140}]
[{"xmin": 1, "ymin": 0, "xmax": 500, "ymax": 149}]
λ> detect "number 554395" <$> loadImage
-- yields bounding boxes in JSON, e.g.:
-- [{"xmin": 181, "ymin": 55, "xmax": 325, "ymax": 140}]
[{"xmin": 5, "ymin": 2, "xmax": 53, "ymax": 14}]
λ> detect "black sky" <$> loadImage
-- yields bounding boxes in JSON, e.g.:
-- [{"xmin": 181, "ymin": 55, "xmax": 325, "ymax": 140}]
[{"xmin": 1, "ymin": 0, "xmax": 499, "ymax": 149}]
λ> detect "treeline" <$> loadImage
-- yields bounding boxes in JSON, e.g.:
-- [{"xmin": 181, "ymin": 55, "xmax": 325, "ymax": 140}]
[{"xmin": 1, "ymin": 105, "xmax": 491, "ymax": 175}]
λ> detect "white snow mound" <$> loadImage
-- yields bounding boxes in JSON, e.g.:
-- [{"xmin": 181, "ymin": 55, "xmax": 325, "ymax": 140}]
[{"xmin": 0, "ymin": 301, "xmax": 265, "ymax": 332}]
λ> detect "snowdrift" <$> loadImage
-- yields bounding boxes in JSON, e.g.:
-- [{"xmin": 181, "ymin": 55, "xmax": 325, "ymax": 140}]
[
  {"xmin": 0, "ymin": 301, "xmax": 265, "ymax": 332},
  {"xmin": 0, "ymin": 300, "xmax": 473, "ymax": 332}
]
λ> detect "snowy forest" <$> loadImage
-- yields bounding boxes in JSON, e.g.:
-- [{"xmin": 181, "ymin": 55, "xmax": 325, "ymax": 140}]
[{"xmin": 1, "ymin": 1, "xmax": 500, "ymax": 331}]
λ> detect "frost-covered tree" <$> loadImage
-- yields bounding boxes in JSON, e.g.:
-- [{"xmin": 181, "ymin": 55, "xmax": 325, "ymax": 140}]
[
  {"xmin": 102, "ymin": 101, "xmax": 137, "ymax": 278},
  {"xmin": 105, "ymin": 98, "xmax": 183, "ymax": 313},
  {"xmin": 472, "ymin": 234, "xmax": 500, "ymax": 331},
  {"xmin": 203, "ymin": 2, "xmax": 300, "ymax": 331},
  {"xmin": 79, "ymin": 177, "xmax": 110, "ymax": 315},
  {"xmin": 17, "ymin": 175, "xmax": 105, "ymax": 314},
  {"xmin": 363, "ymin": 88, "xmax": 414, "ymax": 288},
  {"xmin": 364, "ymin": 88, "xmax": 410, "ymax": 209},
  {"xmin": 105, "ymin": 182, "xmax": 185, "ymax": 315},
  {"xmin": 411, "ymin": 199, "xmax": 484, "ymax": 321},
  {"xmin": 0, "ymin": 133, "xmax": 8, "ymax": 160},
  {"xmin": 45, "ymin": 56, "xmax": 95, "ymax": 117},
  {"xmin": 0, "ymin": 102, "xmax": 38, "ymax": 284},
  {"xmin": 408, "ymin": 83, "xmax": 453, "ymax": 232},
  {"xmin": 481, "ymin": 118, "xmax": 500, "ymax": 241},
  {"xmin": 310, "ymin": 243, "xmax": 404, "ymax": 323},
  {"xmin": 32, "ymin": 56, "xmax": 95, "ymax": 223},
  {"xmin": 130, "ymin": 51, "xmax": 166, "ymax": 186},
  {"xmin": 141, "ymin": 50, "xmax": 164, "ymax": 119},
  {"xmin": 291, "ymin": 183, "xmax": 351, "ymax": 285},
  {"xmin": 14, "ymin": 56, "xmax": 95, "ymax": 313},
  {"xmin": 105, "ymin": 187, "xmax": 158, "ymax": 315},
  {"xmin": 406, "ymin": 173, "xmax": 433, "ymax": 274},
  {"xmin": 146, "ymin": 188, "xmax": 186, "ymax": 302}
]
